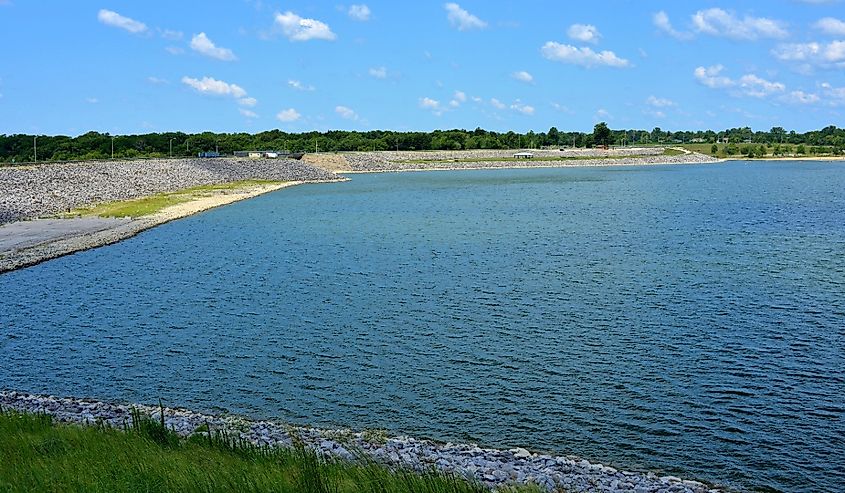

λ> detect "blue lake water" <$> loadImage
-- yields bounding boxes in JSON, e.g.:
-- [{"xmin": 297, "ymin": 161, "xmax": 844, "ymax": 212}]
[{"xmin": 1, "ymin": 161, "xmax": 844, "ymax": 492}]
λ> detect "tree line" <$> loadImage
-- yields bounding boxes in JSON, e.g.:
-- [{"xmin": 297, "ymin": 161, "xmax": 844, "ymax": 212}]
[{"xmin": 1, "ymin": 125, "xmax": 843, "ymax": 164}]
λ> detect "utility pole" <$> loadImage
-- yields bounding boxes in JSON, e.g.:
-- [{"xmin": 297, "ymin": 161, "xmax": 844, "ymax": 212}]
[
  {"xmin": 169, "ymin": 138, "xmax": 174, "ymax": 158},
  {"xmin": 186, "ymin": 139, "xmax": 189, "ymax": 154},
  {"xmin": 33, "ymin": 136, "xmax": 37, "ymax": 163},
  {"xmin": 111, "ymin": 136, "xmax": 115, "ymax": 159},
  {"xmin": 315, "ymin": 138, "xmax": 318, "ymax": 153}
]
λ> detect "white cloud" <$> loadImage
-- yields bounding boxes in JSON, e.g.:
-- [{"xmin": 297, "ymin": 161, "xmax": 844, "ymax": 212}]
[
  {"xmin": 738, "ymin": 74, "xmax": 785, "ymax": 97},
  {"xmin": 567, "ymin": 24, "xmax": 601, "ymax": 44},
  {"xmin": 781, "ymin": 90, "xmax": 820, "ymax": 104},
  {"xmin": 691, "ymin": 8, "xmax": 787, "ymax": 40},
  {"xmin": 551, "ymin": 102, "xmax": 574, "ymax": 114},
  {"xmin": 159, "ymin": 29, "xmax": 183, "ymax": 40},
  {"xmin": 181, "ymin": 76, "xmax": 247, "ymax": 98},
  {"xmin": 449, "ymin": 91, "xmax": 466, "ymax": 108},
  {"xmin": 772, "ymin": 41, "xmax": 845, "ymax": 68},
  {"xmin": 287, "ymin": 79, "xmax": 315, "ymax": 91},
  {"xmin": 348, "ymin": 4, "xmax": 371, "ymax": 21},
  {"xmin": 97, "ymin": 9, "xmax": 147, "ymax": 34},
  {"xmin": 694, "ymin": 66, "xmax": 785, "ymax": 97},
  {"xmin": 335, "ymin": 105, "xmax": 359, "ymax": 120},
  {"xmin": 815, "ymin": 17, "xmax": 845, "ymax": 36},
  {"xmin": 510, "ymin": 101, "xmax": 535, "ymax": 115},
  {"xmin": 595, "ymin": 108, "xmax": 611, "ymax": 120},
  {"xmin": 368, "ymin": 66, "xmax": 387, "ymax": 79},
  {"xmin": 238, "ymin": 97, "xmax": 257, "ymax": 107},
  {"xmin": 147, "ymin": 76, "xmax": 168, "ymax": 84},
  {"xmin": 419, "ymin": 97, "xmax": 441, "ymax": 110},
  {"xmin": 490, "ymin": 98, "xmax": 506, "ymax": 109},
  {"xmin": 276, "ymin": 108, "xmax": 301, "ymax": 122},
  {"xmin": 190, "ymin": 32, "xmax": 237, "ymax": 61},
  {"xmin": 165, "ymin": 46, "xmax": 184, "ymax": 55},
  {"xmin": 445, "ymin": 3, "xmax": 486, "ymax": 31},
  {"xmin": 85, "ymin": 97, "xmax": 99, "ymax": 104},
  {"xmin": 239, "ymin": 108, "xmax": 258, "ymax": 118},
  {"xmin": 646, "ymin": 95, "xmax": 675, "ymax": 107},
  {"xmin": 541, "ymin": 42, "xmax": 630, "ymax": 68},
  {"xmin": 694, "ymin": 65, "xmax": 735, "ymax": 89},
  {"xmin": 511, "ymin": 70, "xmax": 534, "ymax": 83},
  {"xmin": 275, "ymin": 11, "xmax": 336, "ymax": 41},
  {"xmin": 653, "ymin": 11, "xmax": 693, "ymax": 40}
]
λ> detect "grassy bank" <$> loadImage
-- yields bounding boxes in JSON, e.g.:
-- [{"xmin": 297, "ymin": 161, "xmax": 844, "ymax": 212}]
[
  {"xmin": 0, "ymin": 409, "xmax": 540, "ymax": 493},
  {"xmin": 63, "ymin": 180, "xmax": 285, "ymax": 218}
]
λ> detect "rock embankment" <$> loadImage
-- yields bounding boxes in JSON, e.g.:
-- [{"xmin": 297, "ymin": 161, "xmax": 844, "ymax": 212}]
[
  {"xmin": 341, "ymin": 148, "xmax": 718, "ymax": 172},
  {"xmin": 0, "ymin": 158, "xmax": 339, "ymax": 225},
  {"xmin": 0, "ymin": 392, "xmax": 723, "ymax": 493}
]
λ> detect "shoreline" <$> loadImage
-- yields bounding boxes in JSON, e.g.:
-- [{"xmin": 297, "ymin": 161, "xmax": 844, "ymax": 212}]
[
  {"xmin": 0, "ymin": 180, "xmax": 342, "ymax": 274},
  {"xmin": 0, "ymin": 391, "xmax": 722, "ymax": 493}
]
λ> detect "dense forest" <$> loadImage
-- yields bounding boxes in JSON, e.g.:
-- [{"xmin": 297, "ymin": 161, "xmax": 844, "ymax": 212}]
[{"xmin": 1, "ymin": 125, "xmax": 843, "ymax": 164}]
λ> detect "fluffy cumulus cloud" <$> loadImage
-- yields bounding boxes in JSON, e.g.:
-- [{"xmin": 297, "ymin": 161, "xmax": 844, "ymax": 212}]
[
  {"xmin": 738, "ymin": 74, "xmax": 785, "ymax": 97},
  {"xmin": 275, "ymin": 11, "xmax": 336, "ymax": 41},
  {"xmin": 567, "ymin": 24, "xmax": 601, "ymax": 44},
  {"xmin": 490, "ymin": 98, "xmax": 506, "ymax": 109},
  {"xmin": 781, "ymin": 90, "xmax": 821, "ymax": 104},
  {"xmin": 276, "ymin": 108, "xmax": 301, "ymax": 122},
  {"xmin": 449, "ymin": 90, "xmax": 467, "ymax": 108},
  {"xmin": 693, "ymin": 65, "xmax": 735, "ymax": 89},
  {"xmin": 181, "ymin": 76, "xmax": 246, "ymax": 98},
  {"xmin": 348, "ymin": 4, "xmax": 371, "ymax": 21},
  {"xmin": 541, "ymin": 42, "xmax": 630, "ymax": 68},
  {"xmin": 190, "ymin": 32, "xmax": 237, "ymax": 61},
  {"xmin": 511, "ymin": 70, "xmax": 534, "ymax": 83},
  {"xmin": 653, "ymin": 11, "xmax": 693, "ymax": 40},
  {"xmin": 693, "ymin": 66, "xmax": 785, "ymax": 97},
  {"xmin": 445, "ymin": 3, "xmax": 486, "ymax": 31},
  {"xmin": 691, "ymin": 8, "xmax": 787, "ymax": 40},
  {"xmin": 335, "ymin": 105, "xmax": 359, "ymax": 120},
  {"xmin": 646, "ymin": 95, "xmax": 675, "ymax": 107},
  {"xmin": 419, "ymin": 97, "xmax": 441, "ymax": 110},
  {"xmin": 97, "ymin": 9, "xmax": 147, "ymax": 34},
  {"xmin": 238, "ymin": 97, "xmax": 257, "ymax": 107},
  {"xmin": 368, "ymin": 66, "xmax": 387, "ymax": 79},
  {"xmin": 510, "ymin": 100, "xmax": 535, "ymax": 115},
  {"xmin": 772, "ymin": 41, "xmax": 845, "ymax": 68},
  {"xmin": 815, "ymin": 17, "xmax": 845, "ymax": 36},
  {"xmin": 287, "ymin": 79, "xmax": 315, "ymax": 91},
  {"xmin": 239, "ymin": 108, "xmax": 258, "ymax": 118}
]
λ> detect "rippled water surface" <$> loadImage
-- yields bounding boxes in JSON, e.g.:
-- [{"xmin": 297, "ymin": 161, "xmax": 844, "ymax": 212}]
[{"xmin": 2, "ymin": 161, "xmax": 844, "ymax": 492}]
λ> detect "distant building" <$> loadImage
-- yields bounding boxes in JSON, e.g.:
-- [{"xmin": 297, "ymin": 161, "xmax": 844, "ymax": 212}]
[
  {"xmin": 197, "ymin": 151, "xmax": 221, "ymax": 158},
  {"xmin": 513, "ymin": 151, "xmax": 534, "ymax": 159},
  {"xmin": 234, "ymin": 150, "xmax": 281, "ymax": 159}
]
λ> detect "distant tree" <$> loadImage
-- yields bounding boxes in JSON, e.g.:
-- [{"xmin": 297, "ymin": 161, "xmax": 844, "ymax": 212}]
[
  {"xmin": 593, "ymin": 122, "xmax": 611, "ymax": 147},
  {"xmin": 711, "ymin": 144, "xmax": 718, "ymax": 155},
  {"xmin": 547, "ymin": 127, "xmax": 560, "ymax": 146},
  {"xmin": 796, "ymin": 144, "xmax": 806, "ymax": 155}
]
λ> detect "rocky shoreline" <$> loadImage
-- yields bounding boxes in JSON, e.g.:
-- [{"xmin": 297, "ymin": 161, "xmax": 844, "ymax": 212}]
[
  {"xmin": 339, "ymin": 148, "xmax": 719, "ymax": 173},
  {"xmin": 0, "ymin": 391, "xmax": 723, "ymax": 493},
  {"xmin": 0, "ymin": 157, "xmax": 339, "ymax": 225}
]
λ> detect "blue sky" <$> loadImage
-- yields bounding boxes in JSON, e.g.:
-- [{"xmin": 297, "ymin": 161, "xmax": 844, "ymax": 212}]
[{"xmin": 1, "ymin": 1, "xmax": 844, "ymax": 135}]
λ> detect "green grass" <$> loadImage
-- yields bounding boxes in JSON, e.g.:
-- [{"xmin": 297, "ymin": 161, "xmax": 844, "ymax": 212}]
[
  {"xmin": 395, "ymin": 148, "xmax": 683, "ymax": 164},
  {"xmin": 0, "ymin": 409, "xmax": 543, "ymax": 493},
  {"xmin": 63, "ymin": 180, "xmax": 285, "ymax": 218}
]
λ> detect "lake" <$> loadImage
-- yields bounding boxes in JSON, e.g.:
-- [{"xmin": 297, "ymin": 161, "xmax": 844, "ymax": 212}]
[{"xmin": 1, "ymin": 161, "xmax": 843, "ymax": 492}]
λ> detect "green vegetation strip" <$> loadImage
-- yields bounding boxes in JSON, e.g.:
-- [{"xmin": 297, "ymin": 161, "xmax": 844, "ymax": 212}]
[
  {"xmin": 64, "ymin": 180, "xmax": 285, "ymax": 218},
  {"xmin": 396, "ymin": 149, "xmax": 683, "ymax": 164},
  {"xmin": 0, "ymin": 409, "xmax": 540, "ymax": 493}
]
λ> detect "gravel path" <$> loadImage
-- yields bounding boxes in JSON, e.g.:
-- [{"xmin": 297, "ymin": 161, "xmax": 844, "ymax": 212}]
[{"xmin": 0, "ymin": 392, "xmax": 725, "ymax": 493}]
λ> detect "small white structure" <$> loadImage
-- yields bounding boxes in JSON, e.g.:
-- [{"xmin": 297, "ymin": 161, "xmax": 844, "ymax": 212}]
[
  {"xmin": 513, "ymin": 151, "xmax": 534, "ymax": 159},
  {"xmin": 264, "ymin": 152, "xmax": 278, "ymax": 159},
  {"xmin": 248, "ymin": 151, "xmax": 262, "ymax": 159}
]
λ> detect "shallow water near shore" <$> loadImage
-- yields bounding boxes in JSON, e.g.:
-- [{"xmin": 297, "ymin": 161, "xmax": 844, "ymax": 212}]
[{"xmin": 2, "ymin": 160, "xmax": 844, "ymax": 492}]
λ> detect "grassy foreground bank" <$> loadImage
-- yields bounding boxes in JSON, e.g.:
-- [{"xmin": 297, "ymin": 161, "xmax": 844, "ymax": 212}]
[
  {"xmin": 63, "ymin": 180, "xmax": 286, "ymax": 218},
  {"xmin": 0, "ymin": 410, "xmax": 540, "ymax": 493}
]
